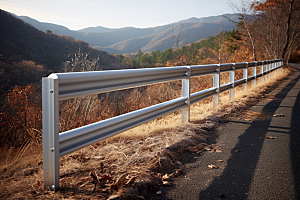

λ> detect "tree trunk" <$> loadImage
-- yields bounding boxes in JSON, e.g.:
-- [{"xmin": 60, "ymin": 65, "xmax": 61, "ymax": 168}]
[
  {"xmin": 244, "ymin": 20, "xmax": 256, "ymax": 61},
  {"xmin": 282, "ymin": 0, "xmax": 295, "ymax": 65}
]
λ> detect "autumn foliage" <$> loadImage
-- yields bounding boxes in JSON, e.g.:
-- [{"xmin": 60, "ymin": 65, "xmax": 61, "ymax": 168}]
[
  {"xmin": 0, "ymin": 85, "xmax": 42, "ymax": 147},
  {"xmin": 251, "ymin": 0, "xmax": 293, "ymax": 10}
]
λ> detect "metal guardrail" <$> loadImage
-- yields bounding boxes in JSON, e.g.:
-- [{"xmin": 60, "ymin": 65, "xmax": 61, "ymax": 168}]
[{"xmin": 42, "ymin": 59, "xmax": 283, "ymax": 190}]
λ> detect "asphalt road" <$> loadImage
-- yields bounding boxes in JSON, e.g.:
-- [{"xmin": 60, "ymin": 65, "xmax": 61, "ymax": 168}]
[{"xmin": 154, "ymin": 64, "xmax": 300, "ymax": 200}]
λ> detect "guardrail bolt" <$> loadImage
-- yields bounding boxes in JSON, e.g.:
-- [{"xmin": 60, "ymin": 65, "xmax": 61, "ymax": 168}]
[
  {"xmin": 50, "ymin": 148, "xmax": 54, "ymax": 152},
  {"xmin": 49, "ymin": 89, "xmax": 53, "ymax": 93}
]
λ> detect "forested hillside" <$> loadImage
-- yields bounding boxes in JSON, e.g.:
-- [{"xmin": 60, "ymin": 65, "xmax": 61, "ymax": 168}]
[
  {"xmin": 116, "ymin": 29, "xmax": 259, "ymax": 69},
  {"xmin": 0, "ymin": 9, "xmax": 126, "ymax": 94}
]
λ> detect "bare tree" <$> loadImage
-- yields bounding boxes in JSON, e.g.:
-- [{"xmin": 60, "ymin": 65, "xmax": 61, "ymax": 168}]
[
  {"xmin": 224, "ymin": 0, "xmax": 257, "ymax": 61},
  {"xmin": 172, "ymin": 23, "xmax": 185, "ymax": 50},
  {"xmin": 171, "ymin": 23, "xmax": 187, "ymax": 64},
  {"xmin": 59, "ymin": 49, "xmax": 101, "ymax": 131},
  {"xmin": 216, "ymin": 30, "xmax": 226, "ymax": 64},
  {"xmin": 62, "ymin": 48, "xmax": 100, "ymax": 72}
]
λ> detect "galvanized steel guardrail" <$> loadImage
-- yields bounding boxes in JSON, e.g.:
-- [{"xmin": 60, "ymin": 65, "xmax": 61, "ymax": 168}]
[{"xmin": 42, "ymin": 59, "xmax": 283, "ymax": 190}]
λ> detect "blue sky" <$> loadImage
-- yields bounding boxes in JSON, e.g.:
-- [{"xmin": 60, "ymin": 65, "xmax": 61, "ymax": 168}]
[{"xmin": 1, "ymin": 0, "xmax": 242, "ymax": 30}]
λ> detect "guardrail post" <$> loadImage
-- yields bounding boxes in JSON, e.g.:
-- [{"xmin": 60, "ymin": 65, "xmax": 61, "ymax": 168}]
[
  {"xmin": 213, "ymin": 65, "xmax": 220, "ymax": 108},
  {"xmin": 42, "ymin": 77, "xmax": 60, "ymax": 191},
  {"xmin": 279, "ymin": 59, "xmax": 282, "ymax": 69},
  {"xmin": 265, "ymin": 60, "xmax": 269, "ymax": 81},
  {"xmin": 270, "ymin": 60, "xmax": 272, "ymax": 71},
  {"xmin": 271, "ymin": 60, "xmax": 274, "ymax": 71},
  {"xmin": 253, "ymin": 61, "xmax": 257, "ymax": 86},
  {"xmin": 229, "ymin": 63, "xmax": 235, "ymax": 100},
  {"xmin": 181, "ymin": 67, "xmax": 190, "ymax": 123},
  {"xmin": 260, "ymin": 61, "xmax": 264, "ymax": 83},
  {"xmin": 243, "ymin": 62, "xmax": 248, "ymax": 91}
]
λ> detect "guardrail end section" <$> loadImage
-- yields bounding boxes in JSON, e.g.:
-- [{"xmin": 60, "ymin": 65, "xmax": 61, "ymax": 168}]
[{"xmin": 42, "ymin": 77, "xmax": 60, "ymax": 191}]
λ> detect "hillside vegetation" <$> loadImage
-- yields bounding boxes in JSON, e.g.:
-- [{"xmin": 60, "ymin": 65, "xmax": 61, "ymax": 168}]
[{"xmin": 117, "ymin": 29, "xmax": 259, "ymax": 69}]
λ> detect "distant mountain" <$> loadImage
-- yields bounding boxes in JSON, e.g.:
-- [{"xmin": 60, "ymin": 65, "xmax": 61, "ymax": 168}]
[
  {"xmin": 77, "ymin": 26, "xmax": 113, "ymax": 33},
  {"xmin": 0, "ymin": 9, "xmax": 125, "ymax": 71},
  {"xmin": 16, "ymin": 13, "xmax": 243, "ymax": 54},
  {"xmin": 17, "ymin": 16, "xmax": 79, "ymax": 36},
  {"xmin": 0, "ymin": 9, "xmax": 128, "ymax": 93}
]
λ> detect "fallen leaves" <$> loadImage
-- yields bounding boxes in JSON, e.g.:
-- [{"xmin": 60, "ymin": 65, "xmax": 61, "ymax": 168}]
[
  {"xmin": 208, "ymin": 164, "xmax": 218, "ymax": 169},
  {"xmin": 162, "ymin": 173, "xmax": 170, "ymax": 180},
  {"xmin": 174, "ymin": 168, "xmax": 182, "ymax": 177},
  {"xmin": 218, "ymin": 160, "xmax": 224, "ymax": 163},
  {"xmin": 161, "ymin": 174, "xmax": 172, "ymax": 187},
  {"xmin": 163, "ymin": 181, "xmax": 171, "ymax": 186},
  {"xmin": 183, "ymin": 143, "xmax": 223, "ymax": 155},
  {"xmin": 204, "ymin": 147, "xmax": 211, "ymax": 151},
  {"xmin": 273, "ymin": 114, "xmax": 284, "ymax": 117},
  {"xmin": 101, "ymin": 174, "xmax": 112, "ymax": 180},
  {"xmin": 244, "ymin": 110, "xmax": 269, "ymax": 119},
  {"xmin": 265, "ymin": 136, "xmax": 278, "ymax": 139},
  {"xmin": 185, "ymin": 146, "xmax": 198, "ymax": 153},
  {"xmin": 88, "ymin": 171, "xmax": 115, "ymax": 192}
]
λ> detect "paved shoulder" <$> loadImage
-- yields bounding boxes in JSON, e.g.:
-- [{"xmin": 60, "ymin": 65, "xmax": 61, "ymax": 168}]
[{"xmin": 154, "ymin": 69, "xmax": 300, "ymax": 200}]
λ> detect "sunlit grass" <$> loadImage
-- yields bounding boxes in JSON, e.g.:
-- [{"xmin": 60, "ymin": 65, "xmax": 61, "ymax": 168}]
[{"xmin": 113, "ymin": 67, "xmax": 290, "ymax": 139}]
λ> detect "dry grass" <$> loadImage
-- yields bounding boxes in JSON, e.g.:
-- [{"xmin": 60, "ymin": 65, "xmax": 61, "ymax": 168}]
[
  {"xmin": 116, "ymin": 67, "xmax": 290, "ymax": 138},
  {"xmin": 0, "ymin": 67, "xmax": 291, "ymax": 199}
]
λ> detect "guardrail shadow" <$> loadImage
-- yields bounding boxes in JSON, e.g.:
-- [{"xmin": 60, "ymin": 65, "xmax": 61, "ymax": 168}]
[{"xmin": 198, "ymin": 72, "xmax": 300, "ymax": 199}]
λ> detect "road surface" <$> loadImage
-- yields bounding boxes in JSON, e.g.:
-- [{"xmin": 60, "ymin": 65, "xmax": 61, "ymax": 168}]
[{"xmin": 154, "ymin": 64, "xmax": 300, "ymax": 200}]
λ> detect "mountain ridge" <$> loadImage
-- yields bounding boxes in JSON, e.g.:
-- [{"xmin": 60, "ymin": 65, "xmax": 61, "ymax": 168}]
[{"xmin": 16, "ymin": 13, "xmax": 242, "ymax": 54}]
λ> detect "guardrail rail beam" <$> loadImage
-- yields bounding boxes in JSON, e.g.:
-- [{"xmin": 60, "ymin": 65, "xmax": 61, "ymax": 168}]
[{"xmin": 42, "ymin": 59, "xmax": 283, "ymax": 190}]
